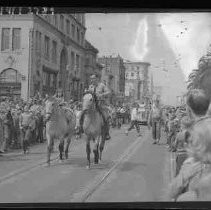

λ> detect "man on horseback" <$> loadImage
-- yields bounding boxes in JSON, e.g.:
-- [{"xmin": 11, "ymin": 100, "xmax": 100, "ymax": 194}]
[{"xmin": 79, "ymin": 74, "xmax": 111, "ymax": 140}]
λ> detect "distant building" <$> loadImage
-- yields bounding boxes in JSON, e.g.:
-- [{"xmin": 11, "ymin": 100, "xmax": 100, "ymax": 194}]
[
  {"xmin": 124, "ymin": 61, "xmax": 151, "ymax": 104},
  {"xmin": 98, "ymin": 55, "xmax": 125, "ymax": 105},
  {"xmin": 84, "ymin": 40, "xmax": 103, "ymax": 90},
  {"xmin": 153, "ymin": 85, "xmax": 162, "ymax": 103},
  {"xmin": 0, "ymin": 9, "xmax": 88, "ymax": 101}
]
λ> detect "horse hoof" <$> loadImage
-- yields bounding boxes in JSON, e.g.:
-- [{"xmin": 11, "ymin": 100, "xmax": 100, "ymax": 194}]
[
  {"xmin": 86, "ymin": 165, "xmax": 90, "ymax": 169},
  {"xmin": 59, "ymin": 159, "xmax": 64, "ymax": 164},
  {"xmin": 45, "ymin": 162, "xmax": 50, "ymax": 167}
]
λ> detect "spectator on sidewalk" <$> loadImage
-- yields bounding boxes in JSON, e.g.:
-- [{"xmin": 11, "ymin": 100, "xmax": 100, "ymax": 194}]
[
  {"xmin": 19, "ymin": 106, "xmax": 33, "ymax": 154},
  {"xmin": 172, "ymin": 116, "xmax": 193, "ymax": 176},
  {"xmin": 0, "ymin": 113, "xmax": 4, "ymax": 153},
  {"xmin": 165, "ymin": 89, "xmax": 211, "ymax": 201},
  {"xmin": 148, "ymin": 99, "xmax": 162, "ymax": 144},
  {"xmin": 125, "ymin": 103, "xmax": 141, "ymax": 137},
  {"xmin": 1, "ymin": 109, "xmax": 14, "ymax": 152}
]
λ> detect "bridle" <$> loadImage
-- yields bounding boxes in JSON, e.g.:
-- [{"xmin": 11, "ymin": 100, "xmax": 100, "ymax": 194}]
[
  {"xmin": 45, "ymin": 101, "xmax": 57, "ymax": 121},
  {"xmin": 83, "ymin": 91, "xmax": 98, "ymax": 110}
]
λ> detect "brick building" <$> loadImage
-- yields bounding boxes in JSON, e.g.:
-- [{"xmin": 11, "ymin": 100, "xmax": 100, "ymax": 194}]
[
  {"xmin": 124, "ymin": 61, "xmax": 151, "ymax": 104},
  {"xmin": 84, "ymin": 40, "xmax": 103, "ymax": 89},
  {"xmin": 98, "ymin": 55, "xmax": 125, "ymax": 105}
]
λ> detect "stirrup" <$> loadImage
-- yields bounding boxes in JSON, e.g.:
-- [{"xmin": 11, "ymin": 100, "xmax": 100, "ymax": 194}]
[{"xmin": 105, "ymin": 134, "xmax": 111, "ymax": 140}]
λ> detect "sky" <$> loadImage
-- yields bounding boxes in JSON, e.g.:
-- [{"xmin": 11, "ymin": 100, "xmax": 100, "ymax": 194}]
[{"xmin": 85, "ymin": 13, "xmax": 211, "ymax": 105}]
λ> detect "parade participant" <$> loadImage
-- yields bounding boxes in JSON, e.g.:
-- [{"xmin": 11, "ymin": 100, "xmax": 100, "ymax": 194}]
[
  {"xmin": 0, "ymin": 108, "xmax": 14, "ymax": 152},
  {"xmin": 79, "ymin": 74, "xmax": 111, "ymax": 140},
  {"xmin": 19, "ymin": 105, "xmax": 33, "ymax": 154},
  {"xmin": 148, "ymin": 98, "xmax": 162, "ymax": 144},
  {"xmin": 75, "ymin": 103, "xmax": 82, "ymax": 139},
  {"xmin": 54, "ymin": 86, "xmax": 65, "ymax": 104},
  {"xmin": 125, "ymin": 103, "xmax": 141, "ymax": 136}
]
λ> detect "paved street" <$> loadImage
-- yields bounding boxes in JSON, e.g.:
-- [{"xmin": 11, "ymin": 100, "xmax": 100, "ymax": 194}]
[{"xmin": 0, "ymin": 125, "xmax": 172, "ymax": 203}]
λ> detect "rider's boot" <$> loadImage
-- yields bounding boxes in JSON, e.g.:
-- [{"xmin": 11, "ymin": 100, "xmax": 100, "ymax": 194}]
[{"xmin": 79, "ymin": 111, "xmax": 85, "ymax": 133}]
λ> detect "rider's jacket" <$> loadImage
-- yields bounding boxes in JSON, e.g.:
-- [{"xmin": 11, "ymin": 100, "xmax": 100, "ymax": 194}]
[{"xmin": 88, "ymin": 82, "xmax": 111, "ymax": 106}]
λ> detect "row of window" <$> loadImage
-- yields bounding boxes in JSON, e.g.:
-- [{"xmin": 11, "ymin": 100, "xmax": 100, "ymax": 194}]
[
  {"xmin": 1, "ymin": 28, "xmax": 21, "ymax": 51},
  {"xmin": 35, "ymin": 30, "xmax": 58, "ymax": 64},
  {"xmin": 126, "ymin": 66, "xmax": 140, "ymax": 71},
  {"xmin": 42, "ymin": 33, "xmax": 82, "ymax": 69},
  {"xmin": 43, "ymin": 71, "xmax": 57, "ymax": 87},
  {"xmin": 125, "ymin": 71, "xmax": 140, "ymax": 78},
  {"xmin": 44, "ymin": 14, "xmax": 84, "ymax": 46}
]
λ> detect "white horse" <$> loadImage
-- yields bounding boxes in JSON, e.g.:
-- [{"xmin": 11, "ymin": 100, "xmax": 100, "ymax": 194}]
[
  {"xmin": 45, "ymin": 97, "xmax": 76, "ymax": 166},
  {"xmin": 79, "ymin": 92, "xmax": 106, "ymax": 169}
]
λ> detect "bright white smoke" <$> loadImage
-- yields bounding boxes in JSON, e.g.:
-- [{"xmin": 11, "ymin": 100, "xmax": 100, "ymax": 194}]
[
  {"xmin": 130, "ymin": 17, "xmax": 149, "ymax": 61},
  {"xmin": 158, "ymin": 13, "xmax": 211, "ymax": 79}
]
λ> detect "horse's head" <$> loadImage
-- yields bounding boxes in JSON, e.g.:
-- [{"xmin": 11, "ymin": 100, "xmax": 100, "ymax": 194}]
[
  {"xmin": 45, "ymin": 97, "xmax": 57, "ymax": 121},
  {"xmin": 82, "ymin": 91, "xmax": 97, "ymax": 111}
]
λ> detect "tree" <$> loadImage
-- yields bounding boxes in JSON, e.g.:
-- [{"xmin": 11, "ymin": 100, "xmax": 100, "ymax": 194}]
[{"xmin": 187, "ymin": 46, "xmax": 211, "ymax": 98}]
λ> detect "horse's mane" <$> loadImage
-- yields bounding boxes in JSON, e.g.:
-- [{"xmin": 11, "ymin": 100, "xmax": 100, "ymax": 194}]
[{"xmin": 83, "ymin": 91, "xmax": 98, "ymax": 105}]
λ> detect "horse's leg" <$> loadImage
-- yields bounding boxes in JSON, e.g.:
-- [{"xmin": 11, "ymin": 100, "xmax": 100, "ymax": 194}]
[
  {"xmin": 59, "ymin": 138, "xmax": 64, "ymax": 161},
  {"xmin": 46, "ymin": 133, "xmax": 51, "ymax": 166},
  {"xmin": 64, "ymin": 136, "xmax": 71, "ymax": 159},
  {"xmin": 93, "ymin": 137, "xmax": 99, "ymax": 164},
  {"xmin": 99, "ymin": 135, "xmax": 106, "ymax": 161},
  {"xmin": 86, "ymin": 135, "xmax": 91, "ymax": 169}
]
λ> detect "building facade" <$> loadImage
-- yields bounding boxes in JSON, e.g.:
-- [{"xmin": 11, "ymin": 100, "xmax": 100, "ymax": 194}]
[
  {"xmin": 124, "ymin": 61, "xmax": 151, "ymax": 104},
  {"xmin": 84, "ymin": 40, "xmax": 103, "ymax": 89},
  {"xmin": 98, "ymin": 55, "xmax": 125, "ymax": 105},
  {"xmin": 0, "ymin": 9, "xmax": 88, "ymax": 101}
]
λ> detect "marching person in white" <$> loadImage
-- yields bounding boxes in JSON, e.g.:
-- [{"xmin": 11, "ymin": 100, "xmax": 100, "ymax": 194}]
[{"xmin": 125, "ymin": 103, "xmax": 141, "ymax": 136}]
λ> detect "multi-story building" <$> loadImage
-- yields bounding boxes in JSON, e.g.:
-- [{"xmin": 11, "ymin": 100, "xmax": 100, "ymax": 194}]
[
  {"xmin": 84, "ymin": 40, "xmax": 103, "ymax": 89},
  {"xmin": 0, "ymin": 8, "xmax": 87, "ymax": 101},
  {"xmin": 98, "ymin": 55, "xmax": 125, "ymax": 105},
  {"xmin": 124, "ymin": 61, "xmax": 151, "ymax": 104},
  {"xmin": 153, "ymin": 85, "xmax": 162, "ymax": 102}
]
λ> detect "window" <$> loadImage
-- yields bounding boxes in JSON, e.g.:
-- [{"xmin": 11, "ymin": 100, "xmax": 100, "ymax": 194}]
[
  {"xmin": 81, "ymin": 32, "xmax": 84, "ymax": 45},
  {"xmin": 35, "ymin": 31, "xmax": 39, "ymax": 52},
  {"xmin": 77, "ymin": 28, "xmax": 80, "ymax": 42},
  {"xmin": 137, "ymin": 66, "xmax": 139, "ymax": 70},
  {"xmin": 38, "ymin": 32, "xmax": 41, "ymax": 53},
  {"xmin": 43, "ymin": 72, "xmax": 47, "ymax": 86},
  {"xmin": 44, "ymin": 36, "xmax": 50, "ymax": 59},
  {"xmin": 60, "ymin": 15, "xmax": 64, "ymax": 31},
  {"xmin": 1, "ymin": 28, "xmax": 10, "ymax": 51},
  {"xmin": 47, "ymin": 73, "xmax": 50, "ymax": 87},
  {"xmin": 71, "ymin": 51, "xmax": 75, "ymax": 70},
  {"xmin": 12, "ymin": 28, "xmax": 21, "ymax": 50},
  {"xmin": 85, "ymin": 57, "xmax": 89, "ymax": 65},
  {"xmin": 66, "ymin": 19, "xmax": 70, "ymax": 35},
  {"xmin": 50, "ymin": 74, "xmax": 54, "ymax": 87},
  {"xmin": 36, "ymin": 31, "xmax": 42, "ymax": 53},
  {"xmin": 54, "ymin": 15, "xmax": 58, "ymax": 28},
  {"xmin": 76, "ymin": 54, "xmax": 79, "ymax": 70},
  {"xmin": 52, "ymin": 40, "xmax": 57, "ymax": 64},
  {"xmin": 71, "ymin": 24, "xmax": 75, "ymax": 39},
  {"xmin": 131, "ymin": 72, "xmax": 134, "ymax": 77}
]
